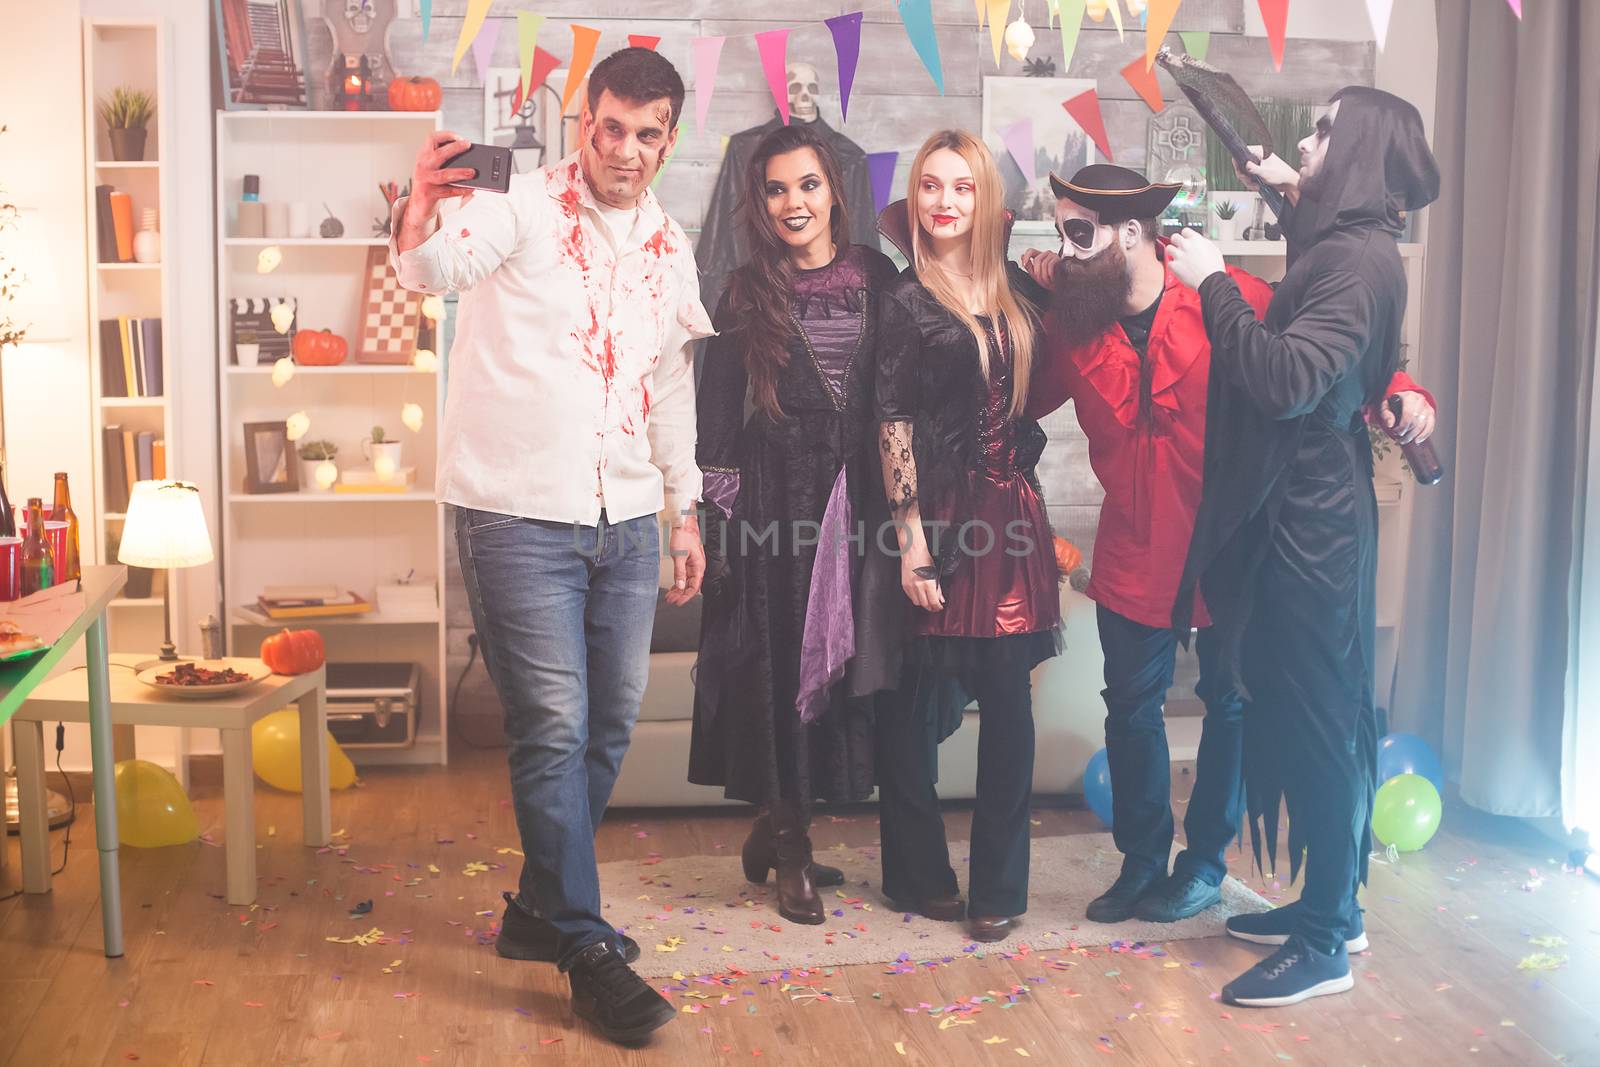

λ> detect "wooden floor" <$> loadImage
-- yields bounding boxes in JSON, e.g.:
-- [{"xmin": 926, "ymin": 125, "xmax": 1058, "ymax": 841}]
[{"xmin": 2, "ymin": 746, "xmax": 1597, "ymax": 1066}]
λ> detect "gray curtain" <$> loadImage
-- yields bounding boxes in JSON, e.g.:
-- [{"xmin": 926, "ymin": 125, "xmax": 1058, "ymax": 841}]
[{"xmin": 1390, "ymin": 0, "xmax": 1600, "ymax": 818}]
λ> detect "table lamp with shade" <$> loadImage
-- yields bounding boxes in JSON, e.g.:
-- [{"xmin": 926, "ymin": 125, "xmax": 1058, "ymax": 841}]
[{"xmin": 117, "ymin": 480, "xmax": 213, "ymax": 664}]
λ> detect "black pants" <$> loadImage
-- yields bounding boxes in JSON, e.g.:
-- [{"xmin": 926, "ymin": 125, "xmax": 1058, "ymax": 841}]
[
  {"xmin": 876, "ymin": 648, "xmax": 1035, "ymax": 918},
  {"xmin": 1098, "ymin": 607, "xmax": 1245, "ymax": 886}
]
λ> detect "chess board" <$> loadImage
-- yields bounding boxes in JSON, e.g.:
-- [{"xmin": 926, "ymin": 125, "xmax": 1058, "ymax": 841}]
[{"xmin": 357, "ymin": 246, "xmax": 422, "ymax": 364}]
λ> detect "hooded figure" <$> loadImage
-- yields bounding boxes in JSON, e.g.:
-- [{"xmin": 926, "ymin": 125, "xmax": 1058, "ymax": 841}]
[{"xmin": 1170, "ymin": 87, "xmax": 1440, "ymax": 1007}]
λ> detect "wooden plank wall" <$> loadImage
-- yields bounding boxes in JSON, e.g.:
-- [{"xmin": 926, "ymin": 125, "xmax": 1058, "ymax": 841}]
[{"xmin": 294, "ymin": 1, "xmax": 1375, "ymax": 724}]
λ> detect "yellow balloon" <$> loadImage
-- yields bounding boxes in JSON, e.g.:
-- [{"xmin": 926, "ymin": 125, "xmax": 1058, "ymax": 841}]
[
  {"xmin": 114, "ymin": 759, "xmax": 199, "ymax": 848},
  {"xmin": 250, "ymin": 708, "xmax": 357, "ymax": 792}
]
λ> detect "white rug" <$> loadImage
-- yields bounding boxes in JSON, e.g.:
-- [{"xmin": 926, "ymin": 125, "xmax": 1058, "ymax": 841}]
[{"xmin": 599, "ymin": 832, "xmax": 1268, "ymax": 978}]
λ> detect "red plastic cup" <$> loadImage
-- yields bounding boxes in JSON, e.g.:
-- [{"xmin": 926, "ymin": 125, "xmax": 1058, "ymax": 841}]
[{"xmin": 0, "ymin": 537, "xmax": 20, "ymax": 601}]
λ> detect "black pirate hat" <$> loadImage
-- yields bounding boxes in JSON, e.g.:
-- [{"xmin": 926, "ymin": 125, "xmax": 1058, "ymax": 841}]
[{"xmin": 1047, "ymin": 164, "xmax": 1182, "ymax": 222}]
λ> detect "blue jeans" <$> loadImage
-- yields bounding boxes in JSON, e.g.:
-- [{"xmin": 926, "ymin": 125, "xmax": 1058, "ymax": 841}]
[
  {"xmin": 1097, "ymin": 606, "xmax": 1244, "ymax": 886},
  {"xmin": 456, "ymin": 507, "xmax": 661, "ymax": 968}
]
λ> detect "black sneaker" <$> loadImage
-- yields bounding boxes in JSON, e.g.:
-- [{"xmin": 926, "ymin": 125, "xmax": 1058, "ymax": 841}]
[
  {"xmin": 567, "ymin": 940, "xmax": 676, "ymax": 1045},
  {"xmin": 1085, "ymin": 866, "xmax": 1163, "ymax": 924},
  {"xmin": 1222, "ymin": 935, "xmax": 1353, "ymax": 1008},
  {"xmin": 1134, "ymin": 872, "xmax": 1222, "ymax": 922},
  {"xmin": 497, "ymin": 892, "xmax": 641, "ymax": 964},
  {"xmin": 1225, "ymin": 901, "xmax": 1369, "ymax": 953}
]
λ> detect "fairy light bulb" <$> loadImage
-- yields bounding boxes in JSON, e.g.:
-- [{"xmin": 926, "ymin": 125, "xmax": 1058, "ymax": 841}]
[
  {"xmin": 401, "ymin": 402, "xmax": 425, "ymax": 433},
  {"xmin": 412, "ymin": 348, "xmax": 438, "ymax": 373},
  {"xmin": 419, "ymin": 294, "xmax": 445, "ymax": 322},
  {"xmin": 257, "ymin": 245, "xmax": 283, "ymax": 273},
  {"xmin": 314, "ymin": 460, "xmax": 338, "ymax": 490},
  {"xmin": 374, "ymin": 451, "xmax": 398, "ymax": 482},
  {"xmin": 1004, "ymin": 11, "xmax": 1035, "ymax": 60},
  {"xmin": 1125, "ymin": 0, "xmax": 1146, "ymax": 15},
  {"xmin": 285, "ymin": 411, "xmax": 310, "ymax": 442},
  {"xmin": 270, "ymin": 300, "xmax": 295, "ymax": 334},
  {"xmin": 1086, "ymin": 0, "xmax": 1109, "ymax": 19},
  {"xmin": 271, "ymin": 356, "xmax": 295, "ymax": 388}
]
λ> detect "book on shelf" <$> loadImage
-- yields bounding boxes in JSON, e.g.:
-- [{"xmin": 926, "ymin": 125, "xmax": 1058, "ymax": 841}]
[
  {"xmin": 255, "ymin": 590, "xmax": 373, "ymax": 619},
  {"xmin": 94, "ymin": 184, "xmax": 116, "ymax": 262},
  {"xmin": 102, "ymin": 425, "xmax": 130, "ymax": 512},
  {"xmin": 98, "ymin": 317, "xmax": 164, "ymax": 397},
  {"xmin": 109, "ymin": 191, "xmax": 134, "ymax": 262}
]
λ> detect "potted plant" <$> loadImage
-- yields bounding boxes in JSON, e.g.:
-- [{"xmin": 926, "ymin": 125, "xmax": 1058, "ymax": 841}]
[
  {"xmin": 362, "ymin": 425, "xmax": 402, "ymax": 482},
  {"xmin": 297, "ymin": 440, "xmax": 338, "ymax": 492},
  {"xmin": 1211, "ymin": 198, "xmax": 1241, "ymax": 241},
  {"xmin": 98, "ymin": 87, "xmax": 155, "ymax": 162}
]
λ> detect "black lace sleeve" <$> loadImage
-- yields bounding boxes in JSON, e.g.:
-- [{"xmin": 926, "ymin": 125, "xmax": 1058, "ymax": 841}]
[
  {"xmin": 696, "ymin": 295, "xmax": 748, "ymax": 519},
  {"xmin": 875, "ymin": 288, "xmax": 921, "ymax": 513}
]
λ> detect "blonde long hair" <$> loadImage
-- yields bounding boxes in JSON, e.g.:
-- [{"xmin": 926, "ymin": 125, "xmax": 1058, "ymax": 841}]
[{"xmin": 905, "ymin": 129, "xmax": 1035, "ymax": 419}]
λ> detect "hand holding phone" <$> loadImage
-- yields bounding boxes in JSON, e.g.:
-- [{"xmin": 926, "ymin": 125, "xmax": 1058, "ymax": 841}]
[
  {"xmin": 440, "ymin": 142, "xmax": 513, "ymax": 195},
  {"xmin": 405, "ymin": 131, "xmax": 481, "ymax": 223}
]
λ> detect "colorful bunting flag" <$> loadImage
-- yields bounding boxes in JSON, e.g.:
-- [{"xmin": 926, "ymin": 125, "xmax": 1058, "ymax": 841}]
[
  {"xmin": 755, "ymin": 29, "xmax": 792, "ymax": 125},
  {"xmin": 986, "ymin": 0, "xmax": 1011, "ymax": 65},
  {"xmin": 897, "ymin": 0, "xmax": 946, "ymax": 94},
  {"xmin": 692, "ymin": 36, "xmax": 726, "ymax": 135},
  {"xmin": 1057, "ymin": 0, "xmax": 1087, "ymax": 72},
  {"xmin": 516, "ymin": 14, "xmax": 543, "ymax": 96},
  {"xmin": 825, "ymin": 13, "xmax": 864, "ymax": 122},
  {"xmin": 517, "ymin": 47, "xmax": 561, "ymax": 112},
  {"xmin": 420, "ymin": 0, "xmax": 432, "ymax": 41},
  {"xmin": 1120, "ymin": 54, "xmax": 1164, "ymax": 112},
  {"xmin": 560, "ymin": 24, "xmax": 602, "ymax": 115},
  {"xmin": 867, "ymin": 151, "xmax": 899, "ymax": 213},
  {"xmin": 975, "ymin": 0, "xmax": 989, "ymax": 27},
  {"xmin": 1506, "ymin": 0, "xmax": 1522, "ymax": 18},
  {"xmin": 1106, "ymin": 0, "xmax": 1124, "ymax": 42},
  {"xmin": 1257, "ymin": 0, "xmax": 1289, "ymax": 72},
  {"xmin": 471, "ymin": 17, "xmax": 503, "ymax": 87},
  {"xmin": 652, "ymin": 122, "xmax": 685, "ymax": 187},
  {"xmin": 1144, "ymin": 0, "xmax": 1182, "ymax": 70},
  {"xmin": 1177, "ymin": 30, "xmax": 1210, "ymax": 62},
  {"xmin": 999, "ymin": 119, "xmax": 1035, "ymax": 182},
  {"xmin": 1063, "ymin": 89, "xmax": 1112, "ymax": 161},
  {"xmin": 1364, "ymin": 0, "xmax": 1394, "ymax": 50},
  {"xmin": 450, "ymin": 0, "xmax": 494, "ymax": 76},
  {"xmin": 629, "ymin": 35, "xmax": 661, "ymax": 50}
]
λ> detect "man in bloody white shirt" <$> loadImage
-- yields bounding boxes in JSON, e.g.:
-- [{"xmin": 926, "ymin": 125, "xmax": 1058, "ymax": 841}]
[{"xmin": 390, "ymin": 47, "xmax": 707, "ymax": 1046}]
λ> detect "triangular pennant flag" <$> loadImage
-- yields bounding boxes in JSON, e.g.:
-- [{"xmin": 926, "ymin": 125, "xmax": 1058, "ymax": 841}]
[
  {"xmin": 691, "ymin": 37, "xmax": 726, "ymax": 135},
  {"xmin": 998, "ymin": 119, "xmax": 1035, "ymax": 182},
  {"xmin": 986, "ymin": 0, "xmax": 1011, "ymax": 65},
  {"xmin": 1107, "ymin": 0, "xmax": 1125, "ymax": 41},
  {"xmin": 1057, "ymin": 0, "xmax": 1087, "ymax": 71},
  {"xmin": 897, "ymin": 0, "xmax": 945, "ymax": 94},
  {"xmin": 1177, "ymin": 30, "xmax": 1210, "ymax": 62},
  {"xmin": 652, "ymin": 122, "xmax": 685, "ymax": 188},
  {"xmin": 1144, "ymin": 0, "xmax": 1182, "ymax": 70},
  {"xmin": 450, "ymin": 0, "xmax": 494, "ymax": 76},
  {"xmin": 560, "ymin": 25, "xmax": 602, "ymax": 115},
  {"xmin": 975, "ymin": 0, "xmax": 989, "ymax": 27},
  {"xmin": 1063, "ymin": 89, "xmax": 1112, "ymax": 160},
  {"xmin": 420, "ymin": 0, "xmax": 432, "ymax": 41},
  {"xmin": 867, "ymin": 151, "xmax": 899, "ymax": 213},
  {"xmin": 1257, "ymin": 0, "xmax": 1289, "ymax": 72},
  {"xmin": 520, "ymin": 47, "xmax": 561, "ymax": 111},
  {"xmin": 755, "ymin": 29, "xmax": 792, "ymax": 125},
  {"xmin": 515, "ymin": 14, "xmax": 542, "ymax": 95},
  {"xmin": 825, "ymin": 13, "xmax": 864, "ymax": 122},
  {"xmin": 1364, "ymin": 0, "xmax": 1394, "ymax": 50},
  {"xmin": 1047, "ymin": 0, "xmax": 1060, "ymax": 27},
  {"xmin": 629, "ymin": 35, "xmax": 660, "ymax": 50},
  {"xmin": 1506, "ymin": 0, "xmax": 1522, "ymax": 18},
  {"xmin": 472, "ymin": 17, "xmax": 503, "ymax": 87},
  {"xmin": 1120, "ymin": 54, "xmax": 1164, "ymax": 112}
]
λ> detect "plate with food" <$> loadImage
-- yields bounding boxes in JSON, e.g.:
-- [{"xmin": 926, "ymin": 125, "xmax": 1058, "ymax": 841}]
[
  {"xmin": 136, "ymin": 658, "xmax": 271, "ymax": 698},
  {"xmin": 0, "ymin": 620, "xmax": 49, "ymax": 664}
]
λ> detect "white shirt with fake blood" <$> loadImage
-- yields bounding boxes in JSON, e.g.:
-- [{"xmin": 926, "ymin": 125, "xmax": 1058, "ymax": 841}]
[{"xmin": 390, "ymin": 152, "xmax": 711, "ymax": 528}]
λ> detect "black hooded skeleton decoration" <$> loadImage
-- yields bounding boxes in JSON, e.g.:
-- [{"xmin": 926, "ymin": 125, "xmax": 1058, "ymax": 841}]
[{"xmin": 1172, "ymin": 87, "xmax": 1440, "ymax": 884}]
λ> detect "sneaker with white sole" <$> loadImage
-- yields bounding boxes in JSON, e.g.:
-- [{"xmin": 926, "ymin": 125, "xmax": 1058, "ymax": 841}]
[
  {"xmin": 1226, "ymin": 901, "xmax": 1368, "ymax": 953},
  {"xmin": 1222, "ymin": 935, "xmax": 1354, "ymax": 1008}
]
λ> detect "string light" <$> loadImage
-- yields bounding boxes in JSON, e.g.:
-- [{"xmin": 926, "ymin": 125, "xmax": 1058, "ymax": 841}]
[
  {"xmin": 1004, "ymin": 7, "xmax": 1036, "ymax": 60},
  {"xmin": 1086, "ymin": 0, "xmax": 1110, "ymax": 19},
  {"xmin": 270, "ymin": 301, "xmax": 295, "ymax": 334},
  {"xmin": 271, "ymin": 356, "xmax": 295, "ymax": 388},
  {"xmin": 1125, "ymin": 0, "xmax": 1146, "ymax": 16},
  {"xmin": 412, "ymin": 348, "xmax": 438, "ymax": 373},
  {"xmin": 419, "ymin": 294, "xmax": 445, "ymax": 321},
  {"xmin": 401, "ymin": 402, "xmax": 425, "ymax": 433},
  {"xmin": 314, "ymin": 460, "xmax": 339, "ymax": 490},
  {"xmin": 285, "ymin": 410, "xmax": 310, "ymax": 442},
  {"xmin": 257, "ymin": 245, "xmax": 283, "ymax": 273}
]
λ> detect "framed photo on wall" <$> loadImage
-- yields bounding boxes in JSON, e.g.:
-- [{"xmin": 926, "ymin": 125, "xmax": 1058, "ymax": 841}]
[
  {"xmin": 215, "ymin": 0, "xmax": 310, "ymax": 110},
  {"xmin": 243, "ymin": 421, "xmax": 299, "ymax": 493},
  {"xmin": 982, "ymin": 76, "xmax": 1098, "ymax": 227}
]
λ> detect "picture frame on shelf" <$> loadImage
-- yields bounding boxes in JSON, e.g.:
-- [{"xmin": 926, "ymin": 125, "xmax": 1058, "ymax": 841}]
[
  {"xmin": 214, "ymin": 0, "xmax": 310, "ymax": 110},
  {"xmin": 242, "ymin": 421, "xmax": 299, "ymax": 494},
  {"xmin": 981, "ymin": 76, "xmax": 1097, "ymax": 223},
  {"xmin": 355, "ymin": 246, "xmax": 422, "ymax": 364},
  {"xmin": 230, "ymin": 296, "xmax": 297, "ymax": 364}
]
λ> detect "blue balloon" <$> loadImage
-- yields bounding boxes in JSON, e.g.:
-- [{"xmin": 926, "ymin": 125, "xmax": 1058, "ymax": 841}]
[
  {"xmin": 1377, "ymin": 732, "xmax": 1445, "ymax": 794},
  {"xmin": 1084, "ymin": 748, "xmax": 1114, "ymax": 828}
]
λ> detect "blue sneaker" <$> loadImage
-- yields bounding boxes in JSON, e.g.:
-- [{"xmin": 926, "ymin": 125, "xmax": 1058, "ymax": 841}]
[
  {"xmin": 1226, "ymin": 901, "xmax": 1368, "ymax": 953},
  {"xmin": 1222, "ymin": 936, "xmax": 1353, "ymax": 1008}
]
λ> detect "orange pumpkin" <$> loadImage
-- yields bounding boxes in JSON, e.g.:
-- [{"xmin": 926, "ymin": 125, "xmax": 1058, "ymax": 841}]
[
  {"xmin": 260, "ymin": 628, "xmax": 326, "ymax": 675},
  {"xmin": 388, "ymin": 76, "xmax": 442, "ymax": 112},
  {"xmin": 292, "ymin": 329, "xmax": 348, "ymax": 366},
  {"xmin": 1053, "ymin": 536, "xmax": 1083, "ymax": 577}
]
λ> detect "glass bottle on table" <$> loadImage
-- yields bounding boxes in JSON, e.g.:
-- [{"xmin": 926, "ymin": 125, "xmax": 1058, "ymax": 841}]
[
  {"xmin": 20, "ymin": 497, "xmax": 54, "ymax": 595},
  {"xmin": 0, "ymin": 448, "xmax": 15, "ymax": 538},
  {"xmin": 50, "ymin": 471, "xmax": 81, "ymax": 580}
]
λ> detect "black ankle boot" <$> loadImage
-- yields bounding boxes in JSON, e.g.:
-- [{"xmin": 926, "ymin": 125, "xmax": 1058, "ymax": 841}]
[
  {"xmin": 741, "ymin": 811, "xmax": 847, "ymax": 888},
  {"xmin": 567, "ymin": 940, "xmax": 675, "ymax": 1045}
]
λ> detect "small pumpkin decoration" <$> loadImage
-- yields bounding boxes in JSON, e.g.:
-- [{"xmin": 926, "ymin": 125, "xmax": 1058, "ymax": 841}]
[
  {"xmin": 260, "ymin": 628, "xmax": 326, "ymax": 675},
  {"xmin": 1053, "ymin": 536, "xmax": 1083, "ymax": 577},
  {"xmin": 292, "ymin": 328, "xmax": 348, "ymax": 366},
  {"xmin": 388, "ymin": 76, "xmax": 442, "ymax": 113}
]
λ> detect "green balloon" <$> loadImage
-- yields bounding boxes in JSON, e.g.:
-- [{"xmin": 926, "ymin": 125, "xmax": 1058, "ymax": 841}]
[{"xmin": 1371, "ymin": 773, "xmax": 1442, "ymax": 852}]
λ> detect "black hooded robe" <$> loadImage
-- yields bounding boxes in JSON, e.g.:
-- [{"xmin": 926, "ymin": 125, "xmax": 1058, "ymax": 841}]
[{"xmin": 1172, "ymin": 87, "xmax": 1441, "ymax": 955}]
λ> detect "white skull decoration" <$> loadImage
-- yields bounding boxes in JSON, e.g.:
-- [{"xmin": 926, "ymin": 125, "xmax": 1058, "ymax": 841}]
[{"xmin": 786, "ymin": 63, "xmax": 820, "ymax": 124}]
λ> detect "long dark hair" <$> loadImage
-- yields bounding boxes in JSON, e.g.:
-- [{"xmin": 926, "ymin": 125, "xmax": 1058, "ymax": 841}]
[{"xmin": 724, "ymin": 124, "xmax": 851, "ymax": 421}]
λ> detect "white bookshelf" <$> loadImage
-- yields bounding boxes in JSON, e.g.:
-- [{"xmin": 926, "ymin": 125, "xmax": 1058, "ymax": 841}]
[{"xmin": 215, "ymin": 109, "xmax": 448, "ymax": 766}]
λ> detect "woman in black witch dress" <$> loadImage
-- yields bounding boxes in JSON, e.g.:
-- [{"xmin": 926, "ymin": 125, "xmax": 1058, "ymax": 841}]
[{"xmin": 688, "ymin": 123, "xmax": 902, "ymax": 924}]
